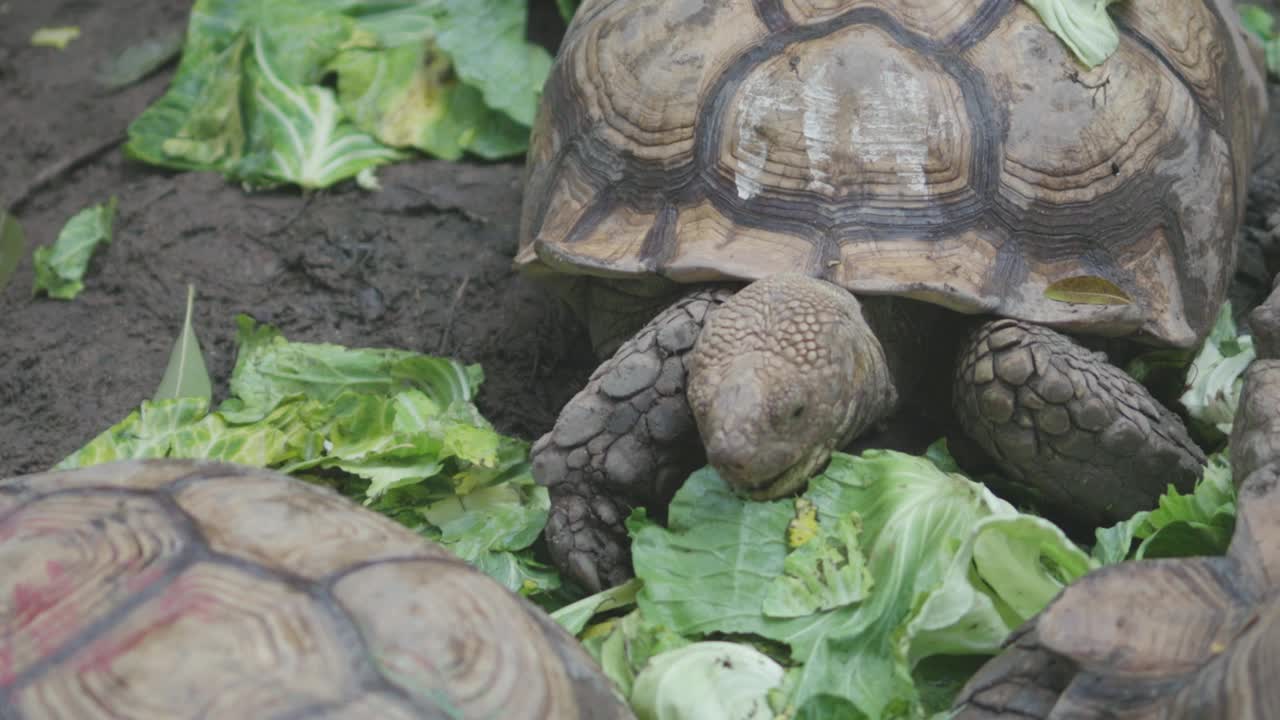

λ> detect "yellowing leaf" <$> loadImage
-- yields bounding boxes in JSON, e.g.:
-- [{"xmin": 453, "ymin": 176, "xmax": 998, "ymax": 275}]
[
  {"xmin": 153, "ymin": 284, "xmax": 213, "ymax": 404},
  {"xmin": 787, "ymin": 497, "xmax": 820, "ymax": 548},
  {"xmin": 1044, "ymin": 275, "xmax": 1133, "ymax": 306},
  {"xmin": 31, "ymin": 26, "xmax": 81, "ymax": 49}
]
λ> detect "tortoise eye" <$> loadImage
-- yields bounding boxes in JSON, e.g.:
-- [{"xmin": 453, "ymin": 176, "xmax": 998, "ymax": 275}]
[{"xmin": 791, "ymin": 404, "xmax": 806, "ymax": 419}]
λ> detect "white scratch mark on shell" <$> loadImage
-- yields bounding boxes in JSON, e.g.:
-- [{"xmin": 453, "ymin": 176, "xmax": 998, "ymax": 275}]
[
  {"xmin": 849, "ymin": 66, "xmax": 930, "ymax": 195},
  {"xmin": 801, "ymin": 60, "xmax": 839, "ymax": 195},
  {"xmin": 734, "ymin": 72, "xmax": 785, "ymax": 201}
]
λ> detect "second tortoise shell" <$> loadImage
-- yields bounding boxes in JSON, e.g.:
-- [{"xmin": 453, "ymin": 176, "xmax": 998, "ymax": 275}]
[{"xmin": 517, "ymin": 0, "xmax": 1267, "ymax": 347}]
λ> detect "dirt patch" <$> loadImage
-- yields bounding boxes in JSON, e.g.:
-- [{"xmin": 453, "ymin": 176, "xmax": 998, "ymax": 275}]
[
  {"xmin": 0, "ymin": 0, "xmax": 592, "ymax": 475},
  {"xmin": 1, "ymin": 0, "xmax": 1279, "ymax": 479}
]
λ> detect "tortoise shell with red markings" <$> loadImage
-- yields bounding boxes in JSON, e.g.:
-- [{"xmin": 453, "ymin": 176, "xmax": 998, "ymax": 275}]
[
  {"xmin": 0, "ymin": 460, "xmax": 631, "ymax": 720},
  {"xmin": 518, "ymin": 0, "xmax": 1266, "ymax": 347}
]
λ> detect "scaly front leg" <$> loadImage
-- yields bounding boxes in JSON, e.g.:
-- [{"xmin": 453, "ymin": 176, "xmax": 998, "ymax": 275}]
[{"xmin": 532, "ymin": 289, "xmax": 730, "ymax": 592}]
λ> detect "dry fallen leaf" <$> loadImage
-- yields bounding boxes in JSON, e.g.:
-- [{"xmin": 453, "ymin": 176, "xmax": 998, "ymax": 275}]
[{"xmin": 1044, "ymin": 275, "xmax": 1133, "ymax": 305}]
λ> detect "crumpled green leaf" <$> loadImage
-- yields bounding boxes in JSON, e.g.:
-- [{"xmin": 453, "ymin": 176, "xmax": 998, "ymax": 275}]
[
  {"xmin": 32, "ymin": 197, "xmax": 117, "ymax": 300},
  {"xmin": 552, "ymin": 579, "xmax": 643, "ymax": 636},
  {"xmin": 240, "ymin": 28, "xmax": 405, "ymax": 189},
  {"xmin": 1240, "ymin": 5, "xmax": 1280, "ymax": 77},
  {"xmin": 1092, "ymin": 450, "xmax": 1236, "ymax": 564},
  {"xmin": 632, "ymin": 448, "xmax": 1092, "ymax": 718},
  {"xmin": 222, "ymin": 315, "xmax": 481, "ymax": 424},
  {"xmin": 1180, "ymin": 302, "xmax": 1255, "ymax": 436},
  {"xmin": 56, "ymin": 398, "xmax": 205, "ymax": 469},
  {"xmin": 1021, "ymin": 0, "xmax": 1122, "ymax": 67},
  {"xmin": 126, "ymin": 0, "xmax": 550, "ymax": 188},
  {"xmin": 581, "ymin": 610, "xmax": 693, "ymax": 701},
  {"xmin": 56, "ymin": 314, "xmax": 555, "ymax": 600},
  {"xmin": 631, "ymin": 642, "xmax": 785, "ymax": 720},
  {"xmin": 763, "ymin": 508, "xmax": 872, "ymax": 618}
]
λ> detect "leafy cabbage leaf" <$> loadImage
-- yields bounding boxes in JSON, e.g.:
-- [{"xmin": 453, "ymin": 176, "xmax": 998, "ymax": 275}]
[
  {"xmin": 55, "ymin": 315, "xmax": 557, "ymax": 599},
  {"xmin": 1240, "ymin": 5, "xmax": 1280, "ymax": 77},
  {"xmin": 32, "ymin": 197, "xmax": 117, "ymax": 300},
  {"xmin": 1180, "ymin": 303, "xmax": 1256, "ymax": 436},
  {"xmin": 1092, "ymin": 450, "xmax": 1236, "ymax": 564},
  {"xmin": 1021, "ymin": 0, "xmax": 1122, "ymax": 67},
  {"xmin": 126, "ymin": 0, "xmax": 551, "ymax": 188},
  {"xmin": 630, "ymin": 642, "xmax": 785, "ymax": 720},
  {"xmin": 631, "ymin": 448, "xmax": 1092, "ymax": 718}
]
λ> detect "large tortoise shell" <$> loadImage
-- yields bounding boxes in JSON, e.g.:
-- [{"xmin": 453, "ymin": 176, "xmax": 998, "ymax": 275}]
[
  {"xmin": 517, "ymin": 0, "xmax": 1267, "ymax": 347},
  {"xmin": 0, "ymin": 460, "xmax": 630, "ymax": 720}
]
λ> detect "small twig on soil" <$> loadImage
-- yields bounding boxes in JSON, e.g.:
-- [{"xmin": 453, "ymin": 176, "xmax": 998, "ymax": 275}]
[
  {"xmin": 6, "ymin": 135, "xmax": 127, "ymax": 213},
  {"xmin": 261, "ymin": 193, "xmax": 318, "ymax": 237},
  {"xmin": 437, "ymin": 274, "xmax": 471, "ymax": 354}
]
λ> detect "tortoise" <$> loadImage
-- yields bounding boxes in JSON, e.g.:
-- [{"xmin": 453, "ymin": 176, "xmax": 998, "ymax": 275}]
[
  {"xmin": 0, "ymin": 460, "xmax": 633, "ymax": 720},
  {"xmin": 951, "ymin": 278, "xmax": 1280, "ymax": 719},
  {"xmin": 516, "ymin": 0, "xmax": 1270, "ymax": 591}
]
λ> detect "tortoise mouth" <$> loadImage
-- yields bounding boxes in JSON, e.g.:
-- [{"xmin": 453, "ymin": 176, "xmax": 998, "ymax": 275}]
[{"xmin": 723, "ymin": 447, "xmax": 831, "ymax": 501}]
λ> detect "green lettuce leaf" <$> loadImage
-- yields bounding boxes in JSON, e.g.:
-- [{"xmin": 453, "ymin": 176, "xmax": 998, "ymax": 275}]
[
  {"xmin": 56, "ymin": 397, "xmax": 210, "ymax": 469},
  {"xmin": 32, "ymin": 197, "xmax": 118, "ymax": 300},
  {"xmin": 552, "ymin": 578, "xmax": 643, "ymax": 636},
  {"xmin": 55, "ymin": 315, "xmax": 556, "ymax": 600},
  {"xmin": 1021, "ymin": 0, "xmax": 1122, "ymax": 67},
  {"xmin": 222, "ymin": 315, "xmax": 480, "ymax": 424},
  {"xmin": 240, "ymin": 27, "xmax": 405, "ymax": 188},
  {"xmin": 581, "ymin": 610, "xmax": 694, "ymax": 701},
  {"xmin": 1180, "ymin": 303, "xmax": 1255, "ymax": 436},
  {"xmin": 1092, "ymin": 450, "xmax": 1236, "ymax": 563},
  {"xmin": 630, "ymin": 642, "xmax": 785, "ymax": 720},
  {"xmin": 433, "ymin": 0, "xmax": 551, "ymax": 128},
  {"xmin": 632, "ymin": 449, "xmax": 1092, "ymax": 718},
  {"xmin": 1240, "ymin": 5, "xmax": 1280, "ymax": 77},
  {"xmin": 126, "ymin": 0, "xmax": 550, "ymax": 187},
  {"xmin": 763, "ymin": 505, "xmax": 872, "ymax": 618}
]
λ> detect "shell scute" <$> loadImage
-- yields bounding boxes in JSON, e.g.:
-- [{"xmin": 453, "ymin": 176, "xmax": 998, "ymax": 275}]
[{"xmin": 520, "ymin": 0, "xmax": 1265, "ymax": 347}]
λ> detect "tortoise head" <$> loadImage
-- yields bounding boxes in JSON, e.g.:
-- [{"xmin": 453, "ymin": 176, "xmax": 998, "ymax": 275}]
[{"xmin": 687, "ymin": 274, "xmax": 897, "ymax": 499}]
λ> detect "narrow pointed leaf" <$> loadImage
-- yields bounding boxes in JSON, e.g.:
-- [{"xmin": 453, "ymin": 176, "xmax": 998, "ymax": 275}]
[
  {"xmin": 154, "ymin": 284, "xmax": 213, "ymax": 404},
  {"xmin": 1044, "ymin": 275, "xmax": 1133, "ymax": 305}
]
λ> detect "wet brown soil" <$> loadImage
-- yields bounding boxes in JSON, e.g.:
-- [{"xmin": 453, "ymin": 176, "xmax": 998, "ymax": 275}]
[{"xmin": 0, "ymin": 0, "xmax": 592, "ymax": 474}]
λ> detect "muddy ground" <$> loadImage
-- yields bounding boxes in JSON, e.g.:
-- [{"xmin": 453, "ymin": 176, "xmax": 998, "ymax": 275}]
[{"xmin": 2, "ymin": 0, "xmax": 1279, "ymax": 479}]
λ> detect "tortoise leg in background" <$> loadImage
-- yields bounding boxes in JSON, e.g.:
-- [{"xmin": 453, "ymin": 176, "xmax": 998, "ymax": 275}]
[
  {"xmin": 953, "ymin": 283, "xmax": 1280, "ymax": 720},
  {"xmin": 953, "ymin": 319, "xmax": 1205, "ymax": 528},
  {"xmin": 532, "ymin": 288, "xmax": 731, "ymax": 592}
]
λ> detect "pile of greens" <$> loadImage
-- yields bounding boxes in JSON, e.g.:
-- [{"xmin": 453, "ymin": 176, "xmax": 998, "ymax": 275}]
[
  {"xmin": 550, "ymin": 442, "xmax": 1237, "ymax": 719},
  {"xmin": 59, "ymin": 305, "xmax": 563, "ymax": 601},
  {"xmin": 125, "ymin": 0, "xmax": 552, "ymax": 189}
]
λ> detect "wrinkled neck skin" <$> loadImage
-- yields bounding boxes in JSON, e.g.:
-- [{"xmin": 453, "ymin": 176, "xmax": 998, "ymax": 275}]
[{"xmin": 686, "ymin": 274, "xmax": 898, "ymax": 499}]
